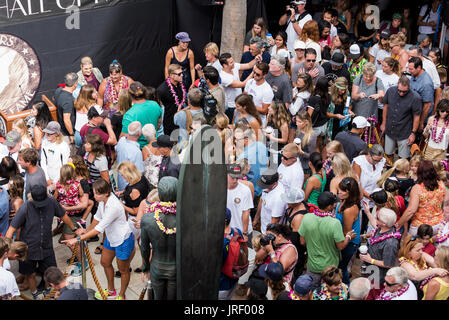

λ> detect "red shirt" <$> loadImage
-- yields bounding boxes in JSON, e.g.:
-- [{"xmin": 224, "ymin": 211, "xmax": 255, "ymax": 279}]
[
  {"xmin": 422, "ymin": 242, "xmax": 436, "ymax": 257},
  {"xmin": 79, "ymin": 124, "xmax": 111, "ymax": 159}
]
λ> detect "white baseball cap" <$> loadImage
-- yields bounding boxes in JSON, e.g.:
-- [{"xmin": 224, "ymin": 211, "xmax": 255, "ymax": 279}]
[
  {"xmin": 352, "ymin": 116, "xmax": 370, "ymax": 129},
  {"xmin": 292, "ymin": 0, "xmax": 306, "ymax": 4},
  {"xmin": 277, "ymin": 49, "xmax": 290, "ymax": 60},
  {"xmin": 294, "ymin": 39, "xmax": 306, "ymax": 50},
  {"xmin": 349, "ymin": 43, "xmax": 363, "ymax": 60}
]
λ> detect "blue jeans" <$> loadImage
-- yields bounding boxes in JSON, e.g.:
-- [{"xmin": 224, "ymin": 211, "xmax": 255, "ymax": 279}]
[
  {"xmin": 338, "ymin": 242, "xmax": 359, "ymax": 285},
  {"xmin": 74, "ymin": 130, "xmax": 82, "ymax": 147}
]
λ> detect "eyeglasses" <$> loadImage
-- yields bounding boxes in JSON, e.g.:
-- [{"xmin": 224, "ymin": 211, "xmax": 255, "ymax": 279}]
[
  {"xmin": 384, "ymin": 280, "xmax": 400, "ymax": 287},
  {"xmin": 370, "ymin": 154, "xmax": 382, "ymax": 164},
  {"xmin": 306, "ymin": 59, "xmax": 316, "ymax": 63},
  {"xmin": 280, "ymin": 150, "xmax": 294, "ymax": 161},
  {"xmin": 172, "ymin": 72, "xmax": 183, "ymax": 76}
]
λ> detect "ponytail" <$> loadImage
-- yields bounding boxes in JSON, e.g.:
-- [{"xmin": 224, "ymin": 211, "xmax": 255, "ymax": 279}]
[{"xmin": 377, "ymin": 166, "xmax": 396, "ymax": 187}]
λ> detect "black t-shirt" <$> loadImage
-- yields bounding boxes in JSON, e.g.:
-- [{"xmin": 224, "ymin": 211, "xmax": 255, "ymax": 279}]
[
  {"xmin": 110, "ymin": 111, "xmax": 124, "ymax": 141},
  {"xmin": 335, "ymin": 131, "xmax": 367, "ymax": 162},
  {"xmin": 322, "ymin": 62, "xmax": 351, "ymax": 85},
  {"xmin": 54, "ymin": 87, "xmax": 76, "ymax": 136},
  {"xmin": 124, "ymin": 175, "xmax": 152, "ymax": 211},
  {"xmin": 394, "ymin": 175, "xmax": 415, "ymax": 199},
  {"xmin": 308, "ymin": 94, "xmax": 330, "ymax": 127}
]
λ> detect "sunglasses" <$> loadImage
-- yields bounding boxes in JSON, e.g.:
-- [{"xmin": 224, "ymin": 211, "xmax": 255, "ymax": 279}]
[
  {"xmin": 172, "ymin": 72, "xmax": 183, "ymax": 76},
  {"xmin": 254, "ymin": 72, "xmax": 262, "ymax": 76},
  {"xmin": 439, "ymin": 110, "xmax": 449, "ymax": 113},
  {"xmin": 281, "ymin": 150, "xmax": 294, "ymax": 161},
  {"xmin": 370, "ymin": 154, "xmax": 382, "ymax": 164},
  {"xmin": 384, "ymin": 280, "xmax": 400, "ymax": 287},
  {"xmin": 398, "ymin": 89, "xmax": 409, "ymax": 94},
  {"xmin": 306, "ymin": 59, "xmax": 316, "ymax": 63}
]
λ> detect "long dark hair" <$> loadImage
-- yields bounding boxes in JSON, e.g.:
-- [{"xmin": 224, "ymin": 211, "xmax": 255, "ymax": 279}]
[
  {"xmin": 338, "ymin": 177, "xmax": 362, "ymax": 212},
  {"xmin": 435, "ymin": 98, "xmax": 449, "ymax": 121},
  {"xmin": 313, "ymin": 76, "xmax": 330, "ymax": 106},
  {"xmin": 417, "ymin": 160, "xmax": 439, "ymax": 191},
  {"xmin": 0, "ymin": 156, "xmax": 19, "ymax": 179},
  {"xmin": 274, "ymin": 31, "xmax": 288, "ymax": 48},
  {"xmin": 235, "ymin": 94, "xmax": 262, "ymax": 126},
  {"xmin": 33, "ymin": 101, "xmax": 52, "ymax": 129},
  {"xmin": 309, "ymin": 152, "xmax": 323, "ymax": 172}
]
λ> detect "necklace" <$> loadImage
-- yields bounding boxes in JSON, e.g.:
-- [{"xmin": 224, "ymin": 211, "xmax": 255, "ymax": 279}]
[
  {"xmin": 107, "ymin": 76, "xmax": 127, "ymax": 107},
  {"xmin": 368, "ymin": 228, "xmax": 401, "ymax": 245},
  {"xmin": 166, "ymin": 78, "xmax": 186, "ymax": 109},
  {"xmin": 435, "ymin": 221, "xmax": 449, "ymax": 244},
  {"xmin": 312, "ymin": 207, "xmax": 335, "ymax": 218},
  {"xmin": 149, "ymin": 201, "xmax": 177, "ymax": 235},
  {"xmin": 314, "ymin": 283, "xmax": 346, "ymax": 300},
  {"xmin": 398, "ymin": 257, "xmax": 429, "ymax": 271},
  {"xmin": 287, "ymin": 290, "xmax": 304, "ymax": 300},
  {"xmin": 376, "ymin": 283, "xmax": 410, "ymax": 300},
  {"xmin": 430, "ymin": 117, "xmax": 449, "ymax": 143}
]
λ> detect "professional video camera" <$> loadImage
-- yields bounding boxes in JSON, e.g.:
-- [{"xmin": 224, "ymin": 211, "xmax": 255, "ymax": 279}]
[{"xmin": 198, "ymin": 78, "xmax": 218, "ymax": 123}]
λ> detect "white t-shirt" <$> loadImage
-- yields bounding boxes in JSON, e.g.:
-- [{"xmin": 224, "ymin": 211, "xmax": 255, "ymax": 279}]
[
  {"xmin": 422, "ymin": 57, "xmax": 441, "ymax": 90},
  {"xmin": 0, "ymin": 266, "xmax": 20, "ymax": 299},
  {"xmin": 94, "ymin": 193, "xmax": 132, "ymax": 247},
  {"xmin": 375, "ymin": 70, "xmax": 399, "ymax": 109},
  {"xmin": 3, "ymin": 258, "xmax": 10, "ymax": 271},
  {"xmin": 40, "ymin": 139, "xmax": 71, "ymax": 182},
  {"xmin": 227, "ymin": 182, "xmax": 254, "ymax": 235},
  {"xmin": 352, "ymin": 155, "xmax": 386, "ymax": 207},
  {"xmin": 286, "ymin": 13, "xmax": 312, "ymax": 55},
  {"xmin": 369, "ymin": 43, "xmax": 379, "ymax": 59},
  {"xmin": 244, "ymin": 79, "xmax": 274, "ymax": 126},
  {"xmin": 383, "ymin": 280, "xmax": 418, "ymax": 300},
  {"xmin": 220, "ymin": 63, "xmax": 242, "ymax": 110},
  {"xmin": 75, "ymin": 111, "xmax": 89, "ymax": 132},
  {"xmin": 260, "ymin": 183, "xmax": 288, "ymax": 235},
  {"xmin": 277, "ymin": 160, "xmax": 304, "ymax": 194},
  {"xmin": 419, "ymin": 5, "xmax": 439, "ymax": 35},
  {"xmin": 208, "ymin": 59, "xmax": 222, "ymax": 73},
  {"xmin": 304, "ymin": 39, "xmax": 322, "ymax": 63}
]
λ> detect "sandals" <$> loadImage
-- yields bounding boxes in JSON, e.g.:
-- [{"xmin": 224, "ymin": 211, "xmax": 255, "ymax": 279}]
[{"xmin": 94, "ymin": 243, "xmax": 104, "ymax": 255}]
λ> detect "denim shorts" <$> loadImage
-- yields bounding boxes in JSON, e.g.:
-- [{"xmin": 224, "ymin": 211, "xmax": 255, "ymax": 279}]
[{"xmin": 103, "ymin": 233, "xmax": 135, "ymax": 260}]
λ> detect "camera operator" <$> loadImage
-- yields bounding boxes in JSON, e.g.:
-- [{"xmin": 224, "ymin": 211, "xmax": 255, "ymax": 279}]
[
  {"xmin": 255, "ymin": 223, "xmax": 298, "ymax": 287},
  {"xmin": 203, "ymin": 66, "xmax": 226, "ymax": 113},
  {"xmin": 278, "ymin": 1, "xmax": 312, "ymax": 56}
]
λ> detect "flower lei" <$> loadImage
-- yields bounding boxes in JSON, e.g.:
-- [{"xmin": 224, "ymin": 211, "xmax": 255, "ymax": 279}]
[
  {"xmin": 166, "ymin": 77, "xmax": 186, "ymax": 109},
  {"xmin": 287, "ymin": 290, "xmax": 303, "ymax": 300},
  {"xmin": 314, "ymin": 283, "xmax": 346, "ymax": 300},
  {"xmin": 149, "ymin": 201, "xmax": 177, "ymax": 235},
  {"xmin": 107, "ymin": 75, "xmax": 127, "ymax": 106},
  {"xmin": 434, "ymin": 222, "xmax": 449, "ymax": 244},
  {"xmin": 312, "ymin": 206, "xmax": 335, "ymax": 218},
  {"xmin": 368, "ymin": 228, "xmax": 402, "ymax": 245},
  {"xmin": 363, "ymin": 116, "xmax": 377, "ymax": 146},
  {"xmin": 376, "ymin": 283, "xmax": 410, "ymax": 300},
  {"xmin": 430, "ymin": 117, "xmax": 449, "ymax": 143}
]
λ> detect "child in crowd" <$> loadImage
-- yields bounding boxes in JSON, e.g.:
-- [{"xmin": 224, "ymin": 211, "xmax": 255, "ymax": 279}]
[
  {"xmin": 12, "ymin": 118, "xmax": 34, "ymax": 150},
  {"xmin": 291, "ymin": 73, "xmax": 313, "ymax": 116},
  {"xmin": 377, "ymin": 158, "xmax": 415, "ymax": 200},
  {"xmin": 69, "ymin": 155, "xmax": 94, "ymax": 228},
  {"xmin": 312, "ymin": 265, "xmax": 348, "ymax": 300},
  {"xmin": 235, "ymin": 158, "xmax": 254, "ymax": 198},
  {"xmin": 418, "ymin": 224, "xmax": 436, "ymax": 257},
  {"xmin": 8, "ymin": 175, "xmax": 24, "ymax": 237},
  {"xmin": 409, "ymin": 155, "xmax": 421, "ymax": 182},
  {"xmin": 0, "ymin": 237, "xmax": 21, "ymax": 300}
]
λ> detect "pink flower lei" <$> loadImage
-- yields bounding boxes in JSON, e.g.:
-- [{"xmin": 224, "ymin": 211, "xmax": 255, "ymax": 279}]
[
  {"xmin": 430, "ymin": 117, "xmax": 449, "ymax": 144},
  {"xmin": 311, "ymin": 207, "xmax": 335, "ymax": 218},
  {"xmin": 166, "ymin": 77, "xmax": 186, "ymax": 109},
  {"xmin": 376, "ymin": 283, "xmax": 410, "ymax": 300},
  {"xmin": 368, "ymin": 228, "xmax": 401, "ymax": 245},
  {"xmin": 435, "ymin": 222, "xmax": 449, "ymax": 244}
]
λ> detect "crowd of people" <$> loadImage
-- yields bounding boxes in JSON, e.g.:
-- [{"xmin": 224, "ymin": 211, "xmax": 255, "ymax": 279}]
[{"xmin": 1, "ymin": 0, "xmax": 449, "ymax": 301}]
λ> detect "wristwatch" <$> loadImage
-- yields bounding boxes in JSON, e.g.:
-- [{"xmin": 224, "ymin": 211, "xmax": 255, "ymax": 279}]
[
  {"xmin": 411, "ymin": 131, "xmax": 417, "ymax": 135},
  {"xmin": 291, "ymin": 19, "xmax": 297, "ymax": 23},
  {"xmin": 72, "ymin": 225, "xmax": 79, "ymax": 232},
  {"xmin": 76, "ymin": 236, "xmax": 81, "ymax": 242}
]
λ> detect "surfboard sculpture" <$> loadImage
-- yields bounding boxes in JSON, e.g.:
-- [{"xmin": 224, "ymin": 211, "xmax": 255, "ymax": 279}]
[{"xmin": 176, "ymin": 125, "xmax": 227, "ymax": 299}]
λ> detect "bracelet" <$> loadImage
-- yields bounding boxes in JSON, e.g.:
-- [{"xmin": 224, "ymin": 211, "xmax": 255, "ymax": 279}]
[
  {"xmin": 76, "ymin": 236, "xmax": 81, "ymax": 243},
  {"xmin": 371, "ymin": 258, "xmax": 375, "ymax": 265},
  {"xmin": 346, "ymin": 234, "xmax": 351, "ymax": 239},
  {"xmin": 269, "ymin": 251, "xmax": 276, "ymax": 259}
]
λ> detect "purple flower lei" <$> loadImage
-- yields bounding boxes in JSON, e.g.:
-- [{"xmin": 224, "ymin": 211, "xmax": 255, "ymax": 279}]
[
  {"xmin": 363, "ymin": 116, "xmax": 377, "ymax": 145},
  {"xmin": 166, "ymin": 78, "xmax": 186, "ymax": 109},
  {"xmin": 368, "ymin": 228, "xmax": 402, "ymax": 245},
  {"xmin": 312, "ymin": 207, "xmax": 335, "ymax": 218}
]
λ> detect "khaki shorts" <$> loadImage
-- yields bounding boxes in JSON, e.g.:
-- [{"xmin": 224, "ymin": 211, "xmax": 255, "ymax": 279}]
[
  {"xmin": 63, "ymin": 215, "xmax": 83, "ymax": 235},
  {"xmin": 385, "ymin": 134, "xmax": 410, "ymax": 159}
]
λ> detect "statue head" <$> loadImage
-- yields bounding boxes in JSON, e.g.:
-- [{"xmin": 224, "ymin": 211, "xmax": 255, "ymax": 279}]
[{"xmin": 158, "ymin": 176, "xmax": 178, "ymax": 202}]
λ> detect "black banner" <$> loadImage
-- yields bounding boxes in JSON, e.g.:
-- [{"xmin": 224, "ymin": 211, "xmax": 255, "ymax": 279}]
[{"xmin": 0, "ymin": 0, "xmax": 146, "ymax": 26}]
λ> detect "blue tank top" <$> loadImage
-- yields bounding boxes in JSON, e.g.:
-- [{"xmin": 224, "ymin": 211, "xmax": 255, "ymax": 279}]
[{"xmin": 336, "ymin": 203, "xmax": 361, "ymax": 245}]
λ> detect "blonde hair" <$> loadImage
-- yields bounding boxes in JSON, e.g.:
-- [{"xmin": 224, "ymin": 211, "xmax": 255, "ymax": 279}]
[
  {"xmin": 398, "ymin": 235, "xmax": 427, "ymax": 269},
  {"xmin": 80, "ymin": 56, "xmax": 93, "ymax": 66},
  {"xmin": 215, "ymin": 112, "xmax": 229, "ymax": 130},
  {"xmin": 283, "ymin": 143, "xmax": 301, "ymax": 158},
  {"xmin": 117, "ymin": 89, "xmax": 132, "ymax": 115},
  {"xmin": 410, "ymin": 155, "xmax": 421, "ymax": 167},
  {"xmin": 10, "ymin": 240, "xmax": 27, "ymax": 261},
  {"xmin": 362, "ymin": 62, "xmax": 377, "ymax": 75},
  {"xmin": 383, "ymin": 57, "xmax": 401, "ymax": 76},
  {"xmin": 326, "ymin": 140, "xmax": 344, "ymax": 155},
  {"xmin": 295, "ymin": 110, "xmax": 313, "ymax": 148},
  {"xmin": 146, "ymin": 188, "xmax": 160, "ymax": 202},
  {"xmin": 75, "ymin": 84, "xmax": 96, "ymax": 112},
  {"xmin": 330, "ymin": 77, "xmax": 349, "ymax": 105},
  {"xmin": 436, "ymin": 246, "xmax": 449, "ymax": 270},
  {"xmin": 389, "ymin": 32, "xmax": 406, "ymax": 48},
  {"xmin": 12, "ymin": 118, "xmax": 32, "ymax": 143},
  {"xmin": 203, "ymin": 42, "xmax": 220, "ymax": 58},
  {"xmin": 118, "ymin": 161, "xmax": 142, "ymax": 185},
  {"xmin": 377, "ymin": 158, "xmax": 410, "ymax": 187},
  {"xmin": 252, "ymin": 233, "xmax": 263, "ymax": 252},
  {"xmin": 59, "ymin": 164, "xmax": 75, "ymax": 186},
  {"xmin": 332, "ymin": 152, "xmax": 356, "ymax": 178},
  {"xmin": 442, "ymin": 87, "xmax": 449, "ymax": 100}
]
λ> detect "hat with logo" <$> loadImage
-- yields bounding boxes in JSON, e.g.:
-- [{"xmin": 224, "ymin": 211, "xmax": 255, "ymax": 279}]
[
  {"xmin": 349, "ymin": 43, "xmax": 363, "ymax": 60},
  {"xmin": 175, "ymin": 32, "xmax": 191, "ymax": 42},
  {"xmin": 42, "ymin": 121, "xmax": 61, "ymax": 135},
  {"xmin": 151, "ymin": 135, "xmax": 174, "ymax": 148},
  {"xmin": 294, "ymin": 39, "xmax": 306, "ymax": 50},
  {"xmin": 256, "ymin": 169, "xmax": 279, "ymax": 190},
  {"xmin": 329, "ymin": 51, "xmax": 345, "ymax": 66},
  {"xmin": 227, "ymin": 164, "xmax": 244, "ymax": 178},
  {"xmin": 294, "ymin": 275, "xmax": 314, "ymax": 295},
  {"xmin": 380, "ymin": 29, "xmax": 391, "ymax": 40},
  {"xmin": 281, "ymin": 188, "xmax": 305, "ymax": 204},
  {"xmin": 244, "ymin": 276, "xmax": 268, "ymax": 297},
  {"xmin": 257, "ymin": 262, "xmax": 284, "ymax": 281},
  {"xmin": 352, "ymin": 116, "xmax": 370, "ymax": 129},
  {"xmin": 87, "ymin": 105, "xmax": 108, "ymax": 119},
  {"xmin": 4, "ymin": 130, "xmax": 21, "ymax": 147}
]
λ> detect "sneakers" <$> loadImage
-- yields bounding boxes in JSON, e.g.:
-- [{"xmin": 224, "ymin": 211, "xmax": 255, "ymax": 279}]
[
  {"xmin": 94, "ymin": 289, "xmax": 117, "ymax": 300},
  {"xmin": 71, "ymin": 261, "xmax": 89, "ymax": 276},
  {"xmin": 116, "ymin": 295, "xmax": 125, "ymax": 300},
  {"xmin": 31, "ymin": 290, "xmax": 41, "ymax": 300}
]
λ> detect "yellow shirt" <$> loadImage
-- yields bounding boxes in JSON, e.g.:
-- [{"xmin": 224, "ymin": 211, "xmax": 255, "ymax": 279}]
[{"xmin": 423, "ymin": 277, "xmax": 449, "ymax": 300}]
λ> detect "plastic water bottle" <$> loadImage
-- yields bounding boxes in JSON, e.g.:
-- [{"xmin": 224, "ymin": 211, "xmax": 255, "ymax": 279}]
[{"xmin": 147, "ymin": 280, "xmax": 153, "ymax": 300}]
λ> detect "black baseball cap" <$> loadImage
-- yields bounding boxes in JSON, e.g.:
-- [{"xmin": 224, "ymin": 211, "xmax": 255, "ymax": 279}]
[
  {"xmin": 380, "ymin": 29, "xmax": 391, "ymax": 40},
  {"xmin": 256, "ymin": 169, "xmax": 279, "ymax": 190},
  {"xmin": 370, "ymin": 188, "xmax": 388, "ymax": 204},
  {"xmin": 152, "ymin": 135, "xmax": 174, "ymax": 148},
  {"xmin": 244, "ymin": 276, "xmax": 268, "ymax": 297},
  {"xmin": 257, "ymin": 262, "xmax": 284, "ymax": 282},
  {"xmin": 87, "ymin": 105, "xmax": 108, "ymax": 119},
  {"xmin": 329, "ymin": 52, "xmax": 345, "ymax": 66}
]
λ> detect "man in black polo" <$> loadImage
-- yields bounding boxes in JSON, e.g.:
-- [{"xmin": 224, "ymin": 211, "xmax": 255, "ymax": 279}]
[
  {"xmin": 335, "ymin": 116, "xmax": 370, "ymax": 162},
  {"xmin": 321, "ymin": 51, "xmax": 351, "ymax": 86},
  {"xmin": 44, "ymin": 266, "xmax": 88, "ymax": 300},
  {"xmin": 153, "ymin": 135, "xmax": 181, "ymax": 182},
  {"xmin": 54, "ymin": 72, "xmax": 77, "ymax": 145},
  {"xmin": 5, "ymin": 185, "xmax": 83, "ymax": 299},
  {"xmin": 380, "ymin": 75, "xmax": 422, "ymax": 163}
]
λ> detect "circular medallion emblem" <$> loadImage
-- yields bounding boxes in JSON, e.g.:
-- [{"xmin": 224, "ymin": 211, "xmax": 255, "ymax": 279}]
[
  {"xmin": 279, "ymin": 174, "xmax": 283, "ymax": 180},
  {"xmin": 0, "ymin": 33, "xmax": 41, "ymax": 115},
  {"xmin": 234, "ymin": 197, "xmax": 241, "ymax": 204}
]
